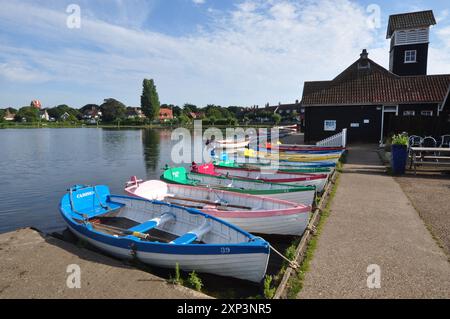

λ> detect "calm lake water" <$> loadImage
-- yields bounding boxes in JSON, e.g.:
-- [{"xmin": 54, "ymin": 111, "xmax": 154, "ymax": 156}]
[
  {"xmin": 0, "ymin": 128, "xmax": 188, "ymax": 234},
  {"xmin": 0, "ymin": 127, "xmax": 292, "ymax": 296}
]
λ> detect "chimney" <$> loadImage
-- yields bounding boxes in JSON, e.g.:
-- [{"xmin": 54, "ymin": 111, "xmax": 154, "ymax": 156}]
[
  {"xmin": 360, "ymin": 49, "xmax": 368, "ymax": 59},
  {"xmin": 358, "ymin": 49, "xmax": 370, "ymax": 69}
]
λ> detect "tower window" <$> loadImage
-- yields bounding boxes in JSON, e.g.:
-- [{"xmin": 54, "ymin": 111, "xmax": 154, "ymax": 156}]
[{"xmin": 404, "ymin": 50, "xmax": 417, "ymax": 63}]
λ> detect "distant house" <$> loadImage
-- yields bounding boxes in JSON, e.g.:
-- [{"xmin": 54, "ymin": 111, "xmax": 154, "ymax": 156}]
[
  {"xmin": 39, "ymin": 109, "xmax": 50, "ymax": 121},
  {"xmin": 263, "ymin": 101, "xmax": 302, "ymax": 121},
  {"xmin": 82, "ymin": 106, "xmax": 102, "ymax": 121},
  {"xmin": 188, "ymin": 112, "xmax": 204, "ymax": 119},
  {"xmin": 126, "ymin": 107, "xmax": 145, "ymax": 119},
  {"xmin": 3, "ymin": 109, "xmax": 15, "ymax": 121},
  {"xmin": 60, "ymin": 112, "xmax": 70, "ymax": 121},
  {"xmin": 159, "ymin": 107, "xmax": 173, "ymax": 122}
]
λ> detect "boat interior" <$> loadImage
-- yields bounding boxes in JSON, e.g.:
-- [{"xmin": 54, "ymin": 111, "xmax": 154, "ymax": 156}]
[
  {"xmin": 66, "ymin": 187, "xmax": 251, "ymax": 245},
  {"xmin": 129, "ymin": 180, "xmax": 299, "ymax": 212}
]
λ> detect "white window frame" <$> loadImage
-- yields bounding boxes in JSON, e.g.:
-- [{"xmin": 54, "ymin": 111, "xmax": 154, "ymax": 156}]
[
  {"xmin": 404, "ymin": 50, "xmax": 417, "ymax": 63},
  {"xmin": 403, "ymin": 110, "xmax": 415, "ymax": 116},
  {"xmin": 421, "ymin": 110, "xmax": 433, "ymax": 116}
]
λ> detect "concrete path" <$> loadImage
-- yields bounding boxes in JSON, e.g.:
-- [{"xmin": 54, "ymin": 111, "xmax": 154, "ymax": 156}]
[
  {"xmin": 0, "ymin": 228, "xmax": 209, "ymax": 298},
  {"xmin": 298, "ymin": 145, "xmax": 450, "ymax": 298}
]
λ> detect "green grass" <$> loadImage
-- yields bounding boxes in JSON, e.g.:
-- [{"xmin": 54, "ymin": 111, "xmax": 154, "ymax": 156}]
[
  {"xmin": 187, "ymin": 271, "xmax": 203, "ymax": 292},
  {"xmin": 285, "ymin": 172, "xmax": 341, "ymax": 298},
  {"xmin": 168, "ymin": 262, "xmax": 184, "ymax": 285},
  {"xmin": 263, "ymin": 275, "xmax": 276, "ymax": 299}
]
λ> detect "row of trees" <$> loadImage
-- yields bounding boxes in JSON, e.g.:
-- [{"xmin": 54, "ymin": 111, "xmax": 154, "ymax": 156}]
[{"xmin": 1, "ymin": 78, "xmax": 294, "ymax": 125}]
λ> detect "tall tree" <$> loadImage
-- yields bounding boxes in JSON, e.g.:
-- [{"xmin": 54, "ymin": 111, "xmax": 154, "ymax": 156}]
[
  {"xmin": 14, "ymin": 106, "xmax": 39, "ymax": 122},
  {"xmin": 141, "ymin": 79, "xmax": 160, "ymax": 120},
  {"xmin": 100, "ymin": 98, "xmax": 126, "ymax": 122}
]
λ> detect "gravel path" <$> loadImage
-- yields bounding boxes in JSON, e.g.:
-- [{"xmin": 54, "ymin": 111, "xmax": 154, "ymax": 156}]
[
  {"xmin": 298, "ymin": 145, "xmax": 450, "ymax": 298},
  {"xmin": 395, "ymin": 173, "xmax": 450, "ymax": 257}
]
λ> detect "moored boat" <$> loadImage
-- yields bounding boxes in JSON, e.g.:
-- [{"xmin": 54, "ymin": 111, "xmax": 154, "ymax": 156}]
[
  {"xmin": 60, "ymin": 184, "xmax": 270, "ymax": 283},
  {"xmin": 242, "ymin": 149, "xmax": 341, "ymax": 163},
  {"xmin": 211, "ymin": 139, "xmax": 250, "ymax": 149},
  {"xmin": 125, "ymin": 178, "xmax": 311, "ymax": 236},
  {"xmin": 193, "ymin": 163, "xmax": 328, "ymax": 192},
  {"xmin": 214, "ymin": 160, "xmax": 333, "ymax": 175},
  {"xmin": 161, "ymin": 167, "xmax": 316, "ymax": 206},
  {"xmin": 216, "ymin": 154, "xmax": 337, "ymax": 168},
  {"xmin": 266, "ymin": 142, "xmax": 345, "ymax": 153},
  {"xmin": 260, "ymin": 147, "xmax": 343, "ymax": 155}
]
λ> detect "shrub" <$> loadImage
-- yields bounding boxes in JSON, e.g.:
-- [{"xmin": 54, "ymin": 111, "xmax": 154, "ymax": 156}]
[
  {"xmin": 263, "ymin": 275, "xmax": 275, "ymax": 299},
  {"xmin": 391, "ymin": 133, "xmax": 408, "ymax": 146},
  {"xmin": 187, "ymin": 270, "xmax": 203, "ymax": 291}
]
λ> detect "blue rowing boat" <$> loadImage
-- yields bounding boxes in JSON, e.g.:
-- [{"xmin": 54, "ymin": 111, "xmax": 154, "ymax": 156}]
[{"xmin": 59, "ymin": 185, "xmax": 270, "ymax": 283}]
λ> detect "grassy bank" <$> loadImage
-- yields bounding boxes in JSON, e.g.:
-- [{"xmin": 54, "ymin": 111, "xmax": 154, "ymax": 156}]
[
  {"xmin": 0, "ymin": 122, "xmax": 274, "ymax": 129},
  {"xmin": 285, "ymin": 172, "xmax": 340, "ymax": 298}
]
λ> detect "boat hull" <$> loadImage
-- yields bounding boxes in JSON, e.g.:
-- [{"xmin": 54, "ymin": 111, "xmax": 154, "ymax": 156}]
[
  {"xmin": 215, "ymin": 161, "xmax": 332, "ymax": 175},
  {"xmin": 162, "ymin": 167, "xmax": 317, "ymax": 205},
  {"xmin": 197, "ymin": 164, "xmax": 328, "ymax": 192},
  {"xmin": 59, "ymin": 186, "xmax": 270, "ymax": 283},
  {"xmin": 126, "ymin": 180, "xmax": 311, "ymax": 235},
  {"xmin": 68, "ymin": 224, "xmax": 269, "ymax": 283},
  {"xmin": 266, "ymin": 143, "xmax": 345, "ymax": 152}
]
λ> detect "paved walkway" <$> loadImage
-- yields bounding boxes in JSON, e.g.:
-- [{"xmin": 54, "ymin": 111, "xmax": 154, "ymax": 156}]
[
  {"xmin": 298, "ymin": 145, "xmax": 450, "ymax": 298},
  {"xmin": 0, "ymin": 228, "xmax": 209, "ymax": 298}
]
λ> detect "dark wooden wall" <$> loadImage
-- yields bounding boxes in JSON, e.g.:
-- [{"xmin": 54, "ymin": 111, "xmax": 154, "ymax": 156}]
[
  {"xmin": 304, "ymin": 105, "xmax": 382, "ymax": 143},
  {"xmin": 390, "ymin": 43, "xmax": 429, "ymax": 76}
]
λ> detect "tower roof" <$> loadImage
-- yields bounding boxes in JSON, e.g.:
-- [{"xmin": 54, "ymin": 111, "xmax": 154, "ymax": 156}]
[{"xmin": 386, "ymin": 10, "xmax": 436, "ymax": 38}]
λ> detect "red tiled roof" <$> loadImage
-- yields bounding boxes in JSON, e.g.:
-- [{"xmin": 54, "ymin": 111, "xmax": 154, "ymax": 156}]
[
  {"xmin": 387, "ymin": 10, "xmax": 436, "ymax": 38},
  {"xmin": 301, "ymin": 56, "xmax": 450, "ymax": 106},
  {"xmin": 159, "ymin": 107, "xmax": 173, "ymax": 119}
]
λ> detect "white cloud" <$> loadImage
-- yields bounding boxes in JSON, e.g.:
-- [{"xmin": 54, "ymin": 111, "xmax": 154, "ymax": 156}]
[
  {"xmin": 1, "ymin": 0, "xmax": 449, "ymax": 108},
  {"xmin": 192, "ymin": 0, "xmax": 206, "ymax": 4},
  {"xmin": 0, "ymin": 62, "xmax": 50, "ymax": 82}
]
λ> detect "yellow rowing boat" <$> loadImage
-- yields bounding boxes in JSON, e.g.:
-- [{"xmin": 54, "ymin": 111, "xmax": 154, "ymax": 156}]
[{"xmin": 242, "ymin": 149, "xmax": 340, "ymax": 162}]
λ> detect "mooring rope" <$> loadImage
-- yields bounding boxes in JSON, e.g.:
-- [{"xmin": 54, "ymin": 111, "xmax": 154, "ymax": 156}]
[
  {"xmin": 252, "ymin": 236, "xmax": 300, "ymax": 269},
  {"xmin": 269, "ymin": 244, "xmax": 299, "ymax": 269}
]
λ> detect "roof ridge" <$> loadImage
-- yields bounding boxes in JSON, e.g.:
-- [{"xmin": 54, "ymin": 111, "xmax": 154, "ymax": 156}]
[{"xmin": 389, "ymin": 9, "xmax": 433, "ymax": 17}]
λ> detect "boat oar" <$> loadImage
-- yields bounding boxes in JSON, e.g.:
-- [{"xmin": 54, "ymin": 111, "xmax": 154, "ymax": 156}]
[
  {"xmin": 93, "ymin": 223, "xmax": 172, "ymax": 243},
  {"xmin": 165, "ymin": 199, "xmax": 231, "ymax": 211},
  {"xmin": 167, "ymin": 195, "xmax": 251, "ymax": 210},
  {"xmin": 90, "ymin": 222, "xmax": 151, "ymax": 240},
  {"xmin": 74, "ymin": 218, "xmax": 168, "ymax": 242}
]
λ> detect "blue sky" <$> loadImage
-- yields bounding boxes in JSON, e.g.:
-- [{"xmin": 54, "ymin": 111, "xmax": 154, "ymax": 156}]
[{"xmin": 1, "ymin": 0, "xmax": 450, "ymax": 109}]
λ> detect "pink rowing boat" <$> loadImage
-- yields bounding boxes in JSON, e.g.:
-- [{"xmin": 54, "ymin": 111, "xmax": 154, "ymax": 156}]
[
  {"xmin": 125, "ymin": 177, "xmax": 311, "ymax": 236},
  {"xmin": 192, "ymin": 163, "xmax": 328, "ymax": 192}
]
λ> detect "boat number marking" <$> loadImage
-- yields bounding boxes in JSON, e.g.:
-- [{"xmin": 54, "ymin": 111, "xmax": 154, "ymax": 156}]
[{"xmin": 220, "ymin": 247, "xmax": 231, "ymax": 254}]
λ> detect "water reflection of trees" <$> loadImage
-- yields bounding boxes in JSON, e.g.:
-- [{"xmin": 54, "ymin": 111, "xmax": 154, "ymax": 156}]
[{"xmin": 142, "ymin": 129, "xmax": 161, "ymax": 173}]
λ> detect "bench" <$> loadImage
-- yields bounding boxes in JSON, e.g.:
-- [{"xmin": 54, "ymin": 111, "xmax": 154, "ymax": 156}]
[
  {"xmin": 128, "ymin": 213, "xmax": 175, "ymax": 233},
  {"xmin": 170, "ymin": 220, "xmax": 212, "ymax": 245},
  {"xmin": 409, "ymin": 147, "xmax": 450, "ymax": 174}
]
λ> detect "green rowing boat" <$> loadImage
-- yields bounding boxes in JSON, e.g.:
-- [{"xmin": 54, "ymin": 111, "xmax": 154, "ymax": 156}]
[{"xmin": 161, "ymin": 167, "xmax": 316, "ymax": 206}]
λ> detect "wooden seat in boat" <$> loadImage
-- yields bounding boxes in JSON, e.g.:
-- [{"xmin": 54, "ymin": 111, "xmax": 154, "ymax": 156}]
[
  {"xmin": 128, "ymin": 213, "xmax": 175, "ymax": 233},
  {"xmin": 171, "ymin": 220, "xmax": 212, "ymax": 245},
  {"xmin": 80, "ymin": 201, "xmax": 123, "ymax": 219}
]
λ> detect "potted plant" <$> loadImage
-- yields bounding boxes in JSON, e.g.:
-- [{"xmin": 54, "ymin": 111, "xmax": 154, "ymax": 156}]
[{"xmin": 390, "ymin": 134, "xmax": 409, "ymax": 175}]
